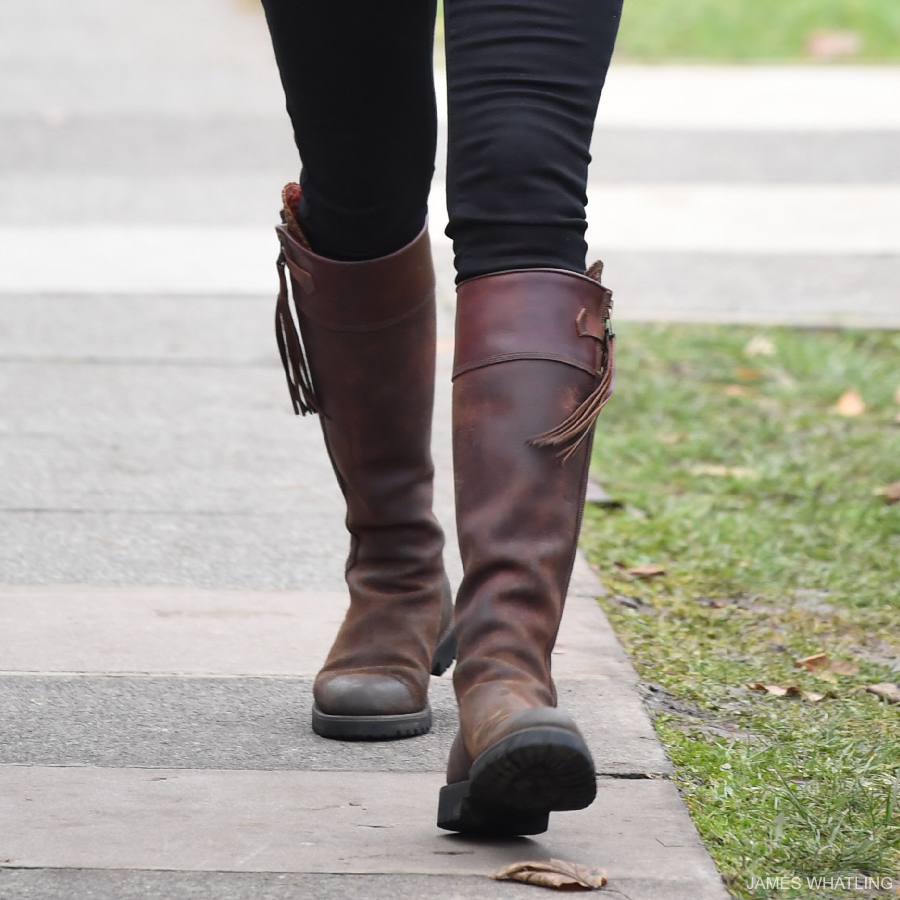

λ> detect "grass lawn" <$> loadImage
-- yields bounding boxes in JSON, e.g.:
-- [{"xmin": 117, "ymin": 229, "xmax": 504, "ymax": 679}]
[
  {"xmin": 581, "ymin": 323, "xmax": 900, "ymax": 899},
  {"xmin": 615, "ymin": 0, "xmax": 900, "ymax": 62},
  {"xmin": 434, "ymin": 0, "xmax": 900, "ymax": 62}
]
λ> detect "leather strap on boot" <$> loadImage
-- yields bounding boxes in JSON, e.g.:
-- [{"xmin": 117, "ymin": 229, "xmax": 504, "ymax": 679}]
[{"xmin": 453, "ymin": 265, "xmax": 614, "ymax": 462}]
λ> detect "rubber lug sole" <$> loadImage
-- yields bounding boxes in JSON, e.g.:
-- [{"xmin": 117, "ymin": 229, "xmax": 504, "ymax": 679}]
[
  {"xmin": 312, "ymin": 703, "xmax": 432, "ymax": 740},
  {"xmin": 437, "ymin": 726, "xmax": 597, "ymax": 835}
]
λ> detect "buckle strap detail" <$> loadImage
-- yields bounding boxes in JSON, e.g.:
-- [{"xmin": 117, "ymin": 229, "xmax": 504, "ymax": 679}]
[
  {"xmin": 453, "ymin": 269, "xmax": 607, "ymax": 380},
  {"xmin": 528, "ymin": 264, "xmax": 616, "ymax": 462},
  {"xmin": 576, "ymin": 307, "xmax": 607, "ymax": 341}
]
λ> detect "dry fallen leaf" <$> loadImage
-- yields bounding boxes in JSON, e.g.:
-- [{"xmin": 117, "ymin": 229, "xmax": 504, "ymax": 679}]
[
  {"xmin": 493, "ymin": 859, "xmax": 608, "ymax": 891},
  {"xmin": 747, "ymin": 683, "xmax": 801, "ymax": 697},
  {"xmin": 865, "ymin": 683, "xmax": 900, "ymax": 703},
  {"xmin": 833, "ymin": 389, "xmax": 866, "ymax": 417},
  {"xmin": 697, "ymin": 597, "xmax": 728, "ymax": 609},
  {"xmin": 724, "ymin": 384, "xmax": 752, "ymax": 398},
  {"xmin": 744, "ymin": 336, "xmax": 776, "ymax": 358},
  {"xmin": 794, "ymin": 653, "xmax": 859, "ymax": 677},
  {"xmin": 626, "ymin": 563, "xmax": 666, "ymax": 578},
  {"xmin": 874, "ymin": 482, "xmax": 900, "ymax": 504},
  {"xmin": 627, "ymin": 564, "xmax": 667, "ymax": 578},
  {"xmin": 749, "ymin": 683, "xmax": 832, "ymax": 702},
  {"xmin": 736, "ymin": 366, "xmax": 763, "ymax": 381},
  {"xmin": 827, "ymin": 659, "xmax": 860, "ymax": 676},
  {"xmin": 690, "ymin": 464, "xmax": 759, "ymax": 479},
  {"xmin": 692, "ymin": 464, "xmax": 730, "ymax": 476},
  {"xmin": 806, "ymin": 29, "xmax": 862, "ymax": 59},
  {"xmin": 794, "ymin": 653, "xmax": 829, "ymax": 672}
]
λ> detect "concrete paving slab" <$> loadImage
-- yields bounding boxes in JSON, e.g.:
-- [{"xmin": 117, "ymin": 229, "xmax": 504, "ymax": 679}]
[
  {"xmin": 0, "ymin": 587, "xmax": 349, "ymax": 675},
  {"xmin": 0, "ymin": 674, "xmax": 669, "ymax": 776},
  {"xmin": 0, "ymin": 373, "xmax": 342, "ymax": 516},
  {"xmin": 596, "ymin": 65, "xmax": 900, "ymax": 131},
  {"xmin": 0, "ymin": 869, "xmax": 725, "ymax": 900},
  {"xmin": 0, "ymin": 295, "xmax": 449, "ymax": 368},
  {"xmin": 0, "ymin": 351, "xmax": 462, "ymax": 587},
  {"xmin": 584, "ymin": 184, "xmax": 900, "ymax": 254},
  {"xmin": 4, "ymin": 186, "xmax": 900, "ymax": 292},
  {"xmin": 0, "ymin": 356, "xmax": 362, "ymax": 588},
  {"xmin": 2, "ymin": 388, "xmax": 457, "ymax": 592},
  {"xmin": 0, "ymin": 310, "xmax": 459, "ymax": 578},
  {"xmin": 0, "ymin": 767, "xmax": 724, "ymax": 893},
  {"xmin": 0, "ymin": 174, "xmax": 289, "ymax": 227},
  {"xmin": 5, "ymin": 129, "xmax": 900, "ymax": 241},
  {"xmin": 0, "ymin": 300, "xmax": 463, "ymax": 584},
  {"xmin": 4, "ymin": 0, "xmax": 899, "ymax": 138},
  {"xmin": 0, "ymin": 226, "xmax": 275, "ymax": 294},
  {"xmin": 0, "ymin": 513, "xmax": 351, "ymax": 591},
  {"xmin": 0, "ymin": 580, "xmax": 625, "ymax": 680},
  {"xmin": 0, "ymin": 0, "xmax": 284, "ymax": 117},
  {"xmin": 0, "ymin": 295, "xmax": 278, "ymax": 363},
  {"xmin": 590, "ymin": 129, "xmax": 900, "ymax": 183},
  {"xmin": 5, "ymin": 116, "xmax": 900, "ymax": 184},
  {"xmin": 0, "ymin": 116, "xmax": 296, "ymax": 175},
  {"xmin": 599, "ymin": 251, "xmax": 900, "ymax": 329},
  {"xmin": 0, "ymin": 871, "xmax": 533, "ymax": 900}
]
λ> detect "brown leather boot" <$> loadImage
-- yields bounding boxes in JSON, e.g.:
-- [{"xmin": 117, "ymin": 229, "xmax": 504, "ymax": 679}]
[
  {"xmin": 274, "ymin": 184, "xmax": 455, "ymax": 740},
  {"xmin": 437, "ymin": 265, "xmax": 615, "ymax": 833}
]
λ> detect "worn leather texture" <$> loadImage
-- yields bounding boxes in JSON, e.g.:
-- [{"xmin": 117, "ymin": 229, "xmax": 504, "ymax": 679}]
[
  {"xmin": 276, "ymin": 197, "xmax": 452, "ymax": 718},
  {"xmin": 447, "ymin": 268, "xmax": 608, "ymax": 781}
]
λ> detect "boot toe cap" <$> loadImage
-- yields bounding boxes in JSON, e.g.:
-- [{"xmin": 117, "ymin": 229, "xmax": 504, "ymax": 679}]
[{"xmin": 314, "ymin": 673, "xmax": 424, "ymax": 717}]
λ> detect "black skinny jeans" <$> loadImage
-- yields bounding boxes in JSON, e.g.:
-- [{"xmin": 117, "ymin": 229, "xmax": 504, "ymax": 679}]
[{"xmin": 261, "ymin": 0, "xmax": 622, "ymax": 283}]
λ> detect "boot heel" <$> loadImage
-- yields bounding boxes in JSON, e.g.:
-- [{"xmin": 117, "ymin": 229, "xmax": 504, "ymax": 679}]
[
  {"xmin": 437, "ymin": 780, "xmax": 549, "ymax": 835},
  {"xmin": 437, "ymin": 724, "xmax": 596, "ymax": 835},
  {"xmin": 430, "ymin": 628, "xmax": 458, "ymax": 676}
]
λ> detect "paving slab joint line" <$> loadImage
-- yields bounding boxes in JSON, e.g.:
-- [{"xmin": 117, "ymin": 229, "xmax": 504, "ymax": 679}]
[{"xmin": 0, "ymin": 764, "xmax": 669, "ymax": 778}]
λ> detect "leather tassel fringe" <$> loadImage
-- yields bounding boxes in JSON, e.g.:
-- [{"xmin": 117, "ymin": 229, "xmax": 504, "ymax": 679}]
[
  {"xmin": 275, "ymin": 250, "xmax": 319, "ymax": 416},
  {"xmin": 529, "ymin": 326, "xmax": 615, "ymax": 463}
]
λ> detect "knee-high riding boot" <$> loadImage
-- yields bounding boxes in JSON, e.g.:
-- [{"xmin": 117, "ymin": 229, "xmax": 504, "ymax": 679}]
[
  {"xmin": 438, "ymin": 264, "xmax": 614, "ymax": 833},
  {"xmin": 274, "ymin": 184, "xmax": 456, "ymax": 740}
]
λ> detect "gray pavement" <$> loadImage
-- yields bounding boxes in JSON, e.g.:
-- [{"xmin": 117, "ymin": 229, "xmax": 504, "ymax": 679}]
[
  {"xmin": 1, "ymin": 871, "xmax": 647, "ymax": 900},
  {"xmin": 0, "ymin": 213, "xmax": 726, "ymax": 900},
  {"xmin": 0, "ymin": 676, "xmax": 664, "ymax": 774},
  {"xmin": 3, "ymin": 1, "xmax": 899, "ymax": 323},
  {"xmin": 5, "ymin": 0, "xmax": 896, "ymax": 898},
  {"xmin": 1, "ymin": 768, "xmax": 714, "ymax": 890}
]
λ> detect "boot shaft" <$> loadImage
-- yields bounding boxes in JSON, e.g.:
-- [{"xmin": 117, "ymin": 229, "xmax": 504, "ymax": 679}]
[
  {"xmin": 274, "ymin": 186, "xmax": 452, "ymax": 727},
  {"xmin": 451, "ymin": 268, "xmax": 613, "ymax": 711}
]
